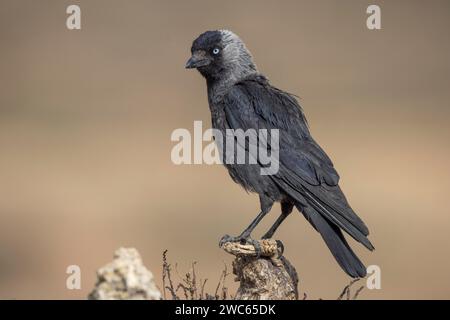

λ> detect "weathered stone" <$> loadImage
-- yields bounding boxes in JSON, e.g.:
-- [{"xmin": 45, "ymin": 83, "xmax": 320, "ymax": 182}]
[
  {"xmin": 88, "ymin": 247, "xmax": 161, "ymax": 300},
  {"xmin": 221, "ymin": 239, "xmax": 299, "ymax": 300}
]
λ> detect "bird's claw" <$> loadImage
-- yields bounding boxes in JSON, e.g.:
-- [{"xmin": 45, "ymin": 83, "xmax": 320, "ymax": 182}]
[
  {"xmin": 219, "ymin": 234, "xmax": 244, "ymax": 247},
  {"xmin": 219, "ymin": 234, "xmax": 263, "ymax": 258},
  {"xmin": 247, "ymin": 238, "xmax": 262, "ymax": 258},
  {"xmin": 276, "ymin": 240, "xmax": 285, "ymax": 255}
]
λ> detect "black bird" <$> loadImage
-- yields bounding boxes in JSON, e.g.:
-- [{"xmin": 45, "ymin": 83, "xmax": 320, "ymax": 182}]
[{"xmin": 186, "ymin": 30, "xmax": 373, "ymax": 278}]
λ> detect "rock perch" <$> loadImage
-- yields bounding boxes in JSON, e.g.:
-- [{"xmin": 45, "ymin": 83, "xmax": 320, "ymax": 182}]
[{"xmin": 221, "ymin": 239, "xmax": 299, "ymax": 300}]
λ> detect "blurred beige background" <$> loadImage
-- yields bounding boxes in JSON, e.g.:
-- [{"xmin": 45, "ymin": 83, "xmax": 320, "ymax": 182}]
[{"xmin": 0, "ymin": 0, "xmax": 449, "ymax": 299}]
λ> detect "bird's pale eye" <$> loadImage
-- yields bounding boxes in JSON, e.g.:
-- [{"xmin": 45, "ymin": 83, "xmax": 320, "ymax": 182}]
[{"xmin": 212, "ymin": 48, "xmax": 220, "ymax": 55}]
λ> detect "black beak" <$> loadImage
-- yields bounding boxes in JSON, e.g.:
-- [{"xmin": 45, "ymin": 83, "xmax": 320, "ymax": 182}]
[
  {"xmin": 185, "ymin": 52, "xmax": 210, "ymax": 69},
  {"xmin": 185, "ymin": 56, "xmax": 197, "ymax": 69}
]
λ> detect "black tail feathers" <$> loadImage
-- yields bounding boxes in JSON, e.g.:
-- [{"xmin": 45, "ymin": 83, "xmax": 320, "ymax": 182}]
[{"xmin": 297, "ymin": 204, "xmax": 367, "ymax": 278}]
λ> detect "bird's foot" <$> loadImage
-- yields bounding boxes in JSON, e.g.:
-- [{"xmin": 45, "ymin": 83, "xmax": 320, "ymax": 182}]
[
  {"xmin": 275, "ymin": 240, "xmax": 284, "ymax": 256},
  {"xmin": 219, "ymin": 234, "xmax": 244, "ymax": 246},
  {"xmin": 219, "ymin": 234, "xmax": 254, "ymax": 247},
  {"xmin": 219, "ymin": 234, "xmax": 263, "ymax": 258}
]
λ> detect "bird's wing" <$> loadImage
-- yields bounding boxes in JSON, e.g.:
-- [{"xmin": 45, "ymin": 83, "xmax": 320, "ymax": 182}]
[
  {"xmin": 222, "ymin": 78, "xmax": 373, "ymax": 249},
  {"xmin": 225, "ymin": 77, "xmax": 339, "ymax": 186}
]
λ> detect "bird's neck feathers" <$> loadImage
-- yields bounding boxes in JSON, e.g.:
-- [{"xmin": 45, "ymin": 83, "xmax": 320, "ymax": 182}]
[
  {"xmin": 207, "ymin": 30, "xmax": 259, "ymax": 94},
  {"xmin": 220, "ymin": 30, "xmax": 258, "ymax": 81}
]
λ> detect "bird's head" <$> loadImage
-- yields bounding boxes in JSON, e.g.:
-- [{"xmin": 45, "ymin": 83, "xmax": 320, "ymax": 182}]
[{"xmin": 185, "ymin": 30, "xmax": 257, "ymax": 82}]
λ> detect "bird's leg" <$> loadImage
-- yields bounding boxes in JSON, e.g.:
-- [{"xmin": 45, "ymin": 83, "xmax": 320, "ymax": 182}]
[
  {"xmin": 261, "ymin": 201, "xmax": 294, "ymax": 254},
  {"xmin": 261, "ymin": 212, "xmax": 290, "ymax": 239},
  {"xmin": 220, "ymin": 196, "xmax": 273, "ymax": 257},
  {"xmin": 219, "ymin": 209, "xmax": 270, "ymax": 244}
]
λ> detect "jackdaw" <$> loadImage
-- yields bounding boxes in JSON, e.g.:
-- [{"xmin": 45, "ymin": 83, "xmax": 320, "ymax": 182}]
[{"xmin": 186, "ymin": 30, "xmax": 373, "ymax": 278}]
